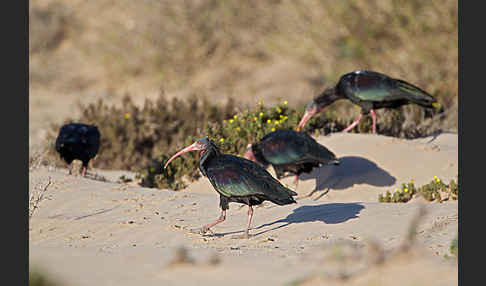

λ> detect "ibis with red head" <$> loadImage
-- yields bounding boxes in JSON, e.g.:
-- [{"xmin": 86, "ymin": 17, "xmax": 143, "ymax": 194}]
[
  {"xmin": 164, "ymin": 136, "xmax": 297, "ymax": 239},
  {"xmin": 297, "ymin": 70, "xmax": 439, "ymax": 133},
  {"xmin": 244, "ymin": 129, "xmax": 339, "ymax": 190}
]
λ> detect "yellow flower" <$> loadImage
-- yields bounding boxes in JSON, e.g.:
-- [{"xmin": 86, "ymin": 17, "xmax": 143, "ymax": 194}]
[
  {"xmin": 229, "ymin": 119, "xmax": 234, "ymax": 124},
  {"xmin": 253, "ymin": 117, "xmax": 258, "ymax": 121},
  {"xmin": 274, "ymin": 120, "xmax": 280, "ymax": 125},
  {"xmin": 259, "ymin": 112, "xmax": 264, "ymax": 117},
  {"xmin": 433, "ymin": 175, "xmax": 437, "ymax": 179},
  {"xmin": 283, "ymin": 100, "xmax": 288, "ymax": 105},
  {"xmin": 276, "ymin": 107, "xmax": 282, "ymax": 113},
  {"xmin": 279, "ymin": 115, "xmax": 284, "ymax": 119},
  {"xmin": 236, "ymin": 127, "xmax": 241, "ymax": 131},
  {"xmin": 436, "ymin": 178, "xmax": 440, "ymax": 183},
  {"xmin": 233, "ymin": 115, "xmax": 238, "ymax": 119},
  {"xmin": 404, "ymin": 188, "xmax": 408, "ymax": 193},
  {"xmin": 271, "ymin": 127, "xmax": 276, "ymax": 132},
  {"xmin": 124, "ymin": 113, "xmax": 131, "ymax": 119},
  {"xmin": 219, "ymin": 138, "xmax": 225, "ymax": 143},
  {"xmin": 267, "ymin": 119, "xmax": 271, "ymax": 124}
]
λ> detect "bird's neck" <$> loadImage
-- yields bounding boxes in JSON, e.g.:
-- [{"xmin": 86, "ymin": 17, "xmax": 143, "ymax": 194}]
[
  {"xmin": 252, "ymin": 144, "xmax": 269, "ymax": 166},
  {"xmin": 315, "ymin": 87, "xmax": 342, "ymax": 109},
  {"xmin": 199, "ymin": 144, "xmax": 221, "ymax": 177}
]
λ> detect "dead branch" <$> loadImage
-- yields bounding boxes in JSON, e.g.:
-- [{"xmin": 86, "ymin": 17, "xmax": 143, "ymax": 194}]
[{"xmin": 29, "ymin": 177, "xmax": 52, "ymax": 221}]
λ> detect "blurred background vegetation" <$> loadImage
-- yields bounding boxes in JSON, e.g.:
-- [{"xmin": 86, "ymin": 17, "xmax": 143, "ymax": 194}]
[{"xmin": 30, "ymin": 0, "xmax": 458, "ymax": 188}]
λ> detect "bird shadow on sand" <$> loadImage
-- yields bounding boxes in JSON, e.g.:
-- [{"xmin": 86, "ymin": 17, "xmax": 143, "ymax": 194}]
[
  {"xmin": 211, "ymin": 202, "xmax": 365, "ymax": 238},
  {"xmin": 297, "ymin": 156, "xmax": 396, "ymax": 200}
]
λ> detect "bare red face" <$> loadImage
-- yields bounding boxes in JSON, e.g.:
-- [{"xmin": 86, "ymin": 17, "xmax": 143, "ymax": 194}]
[{"xmin": 243, "ymin": 144, "xmax": 256, "ymax": 162}]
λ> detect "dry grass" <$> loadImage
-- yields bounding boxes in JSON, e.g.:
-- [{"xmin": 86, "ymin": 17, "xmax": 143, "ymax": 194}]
[
  {"xmin": 29, "ymin": 147, "xmax": 50, "ymax": 172},
  {"xmin": 30, "ymin": 0, "xmax": 458, "ymax": 123},
  {"xmin": 31, "ymin": 0, "xmax": 458, "ymax": 191},
  {"xmin": 29, "ymin": 177, "xmax": 53, "ymax": 222}
]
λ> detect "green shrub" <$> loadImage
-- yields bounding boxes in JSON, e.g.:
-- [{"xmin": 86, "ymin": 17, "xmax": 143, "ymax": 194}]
[
  {"xmin": 379, "ymin": 176, "xmax": 458, "ymax": 203},
  {"xmin": 45, "ymin": 92, "xmax": 237, "ymax": 172},
  {"xmin": 138, "ymin": 99, "xmax": 437, "ymax": 190},
  {"xmin": 45, "ymin": 92, "xmax": 448, "ymax": 190},
  {"xmin": 139, "ymin": 99, "xmax": 325, "ymax": 189}
]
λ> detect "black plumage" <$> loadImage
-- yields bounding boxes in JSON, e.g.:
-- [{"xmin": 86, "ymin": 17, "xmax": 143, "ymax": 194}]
[
  {"xmin": 55, "ymin": 123, "xmax": 100, "ymax": 176},
  {"xmin": 297, "ymin": 70, "xmax": 439, "ymax": 133},
  {"xmin": 244, "ymin": 129, "xmax": 339, "ymax": 189},
  {"xmin": 164, "ymin": 136, "xmax": 297, "ymax": 238}
]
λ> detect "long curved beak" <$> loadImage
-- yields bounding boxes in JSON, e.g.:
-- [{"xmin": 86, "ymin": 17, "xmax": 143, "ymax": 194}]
[
  {"xmin": 297, "ymin": 107, "xmax": 317, "ymax": 131},
  {"xmin": 164, "ymin": 142, "xmax": 200, "ymax": 169}
]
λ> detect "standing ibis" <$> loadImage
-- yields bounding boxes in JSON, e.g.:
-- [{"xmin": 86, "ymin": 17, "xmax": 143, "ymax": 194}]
[
  {"xmin": 55, "ymin": 123, "xmax": 100, "ymax": 176},
  {"xmin": 297, "ymin": 70, "xmax": 440, "ymax": 133},
  {"xmin": 164, "ymin": 136, "xmax": 297, "ymax": 239},
  {"xmin": 244, "ymin": 129, "xmax": 339, "ymax": 190}
]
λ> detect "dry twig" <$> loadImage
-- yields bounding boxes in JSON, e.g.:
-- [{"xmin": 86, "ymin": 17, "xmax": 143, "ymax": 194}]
[{"xmin": 29, "ymin": 177, "xmax": 52, "ymax": 221}]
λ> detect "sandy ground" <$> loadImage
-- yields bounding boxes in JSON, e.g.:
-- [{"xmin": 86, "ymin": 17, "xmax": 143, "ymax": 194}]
[{"xmin": 29, "ymin": 132, "xmax": 458, "ymax": 286}]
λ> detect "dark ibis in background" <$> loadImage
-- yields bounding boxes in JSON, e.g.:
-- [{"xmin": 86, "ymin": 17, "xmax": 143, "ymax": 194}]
[
  {"xmin": 55, "ymin": 123, "xmax": 100, "ymax": 176},
  {"xmin": 297, "ymin": 70, "xmax": 440, "ymax": 133},
  {"xmin": 164, "ymin": 136, "xmax": 297, "ymax": 239},
  {"xmin": 244, "ymin": 129, "xmax": 339, "ymax": 190}
]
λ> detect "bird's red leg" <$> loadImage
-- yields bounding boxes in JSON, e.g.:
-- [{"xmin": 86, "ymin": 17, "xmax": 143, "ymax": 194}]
[
  {"xmin": 342, "ymin": 114, "xmax": 363, "ymax": 132},
  {"xmin": 245, "ymin": 206, "xmax": 254, "ymax": 237},
  {"xmin": 370, "ymin": 109, "xmax": 377, "ymax": 134},
  {"xmin": 66, "ymin": 164, "xmax": 72, "ymax": 175},
  {"xmin": 232, "ymin": 206, "xmax": 254, "ymax": 239},
  {"xmin": 293, "ymin": 174, "xmax": 299, "ymax": 191},
  {"xmin": 194, "ymin": 210, "xmax": 226, "ymax": 235},
  {"xmin": 81, "ymin": 166, "xmax": 87, "ymax": 177}
]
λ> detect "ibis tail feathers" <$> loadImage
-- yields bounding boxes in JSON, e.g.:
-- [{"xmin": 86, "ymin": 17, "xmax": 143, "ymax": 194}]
[{"xmin": 395, "ymin": 79, "xmax": 437, "ymax": 108}]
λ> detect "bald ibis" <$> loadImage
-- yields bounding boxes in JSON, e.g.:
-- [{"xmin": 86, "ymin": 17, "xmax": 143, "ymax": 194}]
[
  {"xmin": 55, "ymin": 123, "xmax": 100, "ymax": 176},
  {"xmin": 244, "ymin": 129, "xmax": 339, "ymax": 190},
  {"xmin": 164, "ymin": 136, "xmax": 297, "ymax": 239},
  {"xmin": 297, "ymin": 70, "xmax": 439, "ymax": 133}
]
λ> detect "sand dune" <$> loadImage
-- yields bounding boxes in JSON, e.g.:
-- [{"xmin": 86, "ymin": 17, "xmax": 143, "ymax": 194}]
[{"xmin": 29, "ymin": 132, "xmax": 458, "ymax": 286}]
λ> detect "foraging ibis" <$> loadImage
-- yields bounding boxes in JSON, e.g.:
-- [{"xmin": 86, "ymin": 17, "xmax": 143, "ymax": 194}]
[
  {"xmin": 55, "ymin": 123, "xmax": 100, "ymax": 176},
  {"xmin": 297, "ymin": 70, "xmax": 439, "ymax": 133},
  {"xmin": 164, "ymin": 136, "xmax": 297, "ymax": 239},
  {"xmin": 244, "ymin": 129, "xmax": 339, "ymax": 190}
]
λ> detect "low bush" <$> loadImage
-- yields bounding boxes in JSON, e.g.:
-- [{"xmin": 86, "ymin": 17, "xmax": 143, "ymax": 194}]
[
  {"xmin": 45, "ymin": 92, "xmax": 447, "ymax": 190},
  {"xmin": 378, "ymin": 176, "xmax": 458, "ymax": 203},
  {"xmin": 45, "ymin": 91, "xmax": 237, "ymax": 172}
]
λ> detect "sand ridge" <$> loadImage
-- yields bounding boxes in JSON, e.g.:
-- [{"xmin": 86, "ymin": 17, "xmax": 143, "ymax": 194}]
[{"xmin": 29, "ymin": 132, "xmax": 458, "ymax": 286}]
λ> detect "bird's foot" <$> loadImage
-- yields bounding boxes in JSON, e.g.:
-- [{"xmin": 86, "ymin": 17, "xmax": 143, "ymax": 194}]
[
  {"xmin": 342, "ymin": 126, "xmax": 354, "ymax": 133},
  {"xmin": 189, "ymin": 227, "xmax": 213, "ymax": 236},
  {"xmin": 230, "ymin": 231, "xmax": 252, "ymax": 240},
  {"xmin": 80, "ymin": 166, "xmax": 88, "ymax": 177}
]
